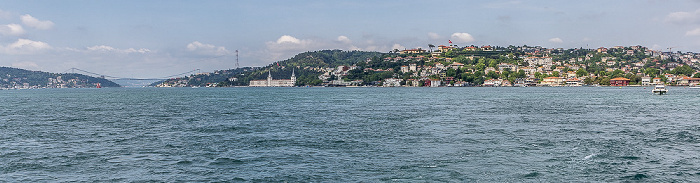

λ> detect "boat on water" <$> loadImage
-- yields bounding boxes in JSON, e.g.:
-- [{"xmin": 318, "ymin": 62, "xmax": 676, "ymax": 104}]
[{"xmin": 652, "ymin": 85, "xmax": 668, "ymax": 94}]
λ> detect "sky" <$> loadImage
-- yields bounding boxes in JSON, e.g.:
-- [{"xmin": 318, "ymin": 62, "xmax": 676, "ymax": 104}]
[{"xmin": 2, "ymin": 0, "xmax": 700, "ymax": 78}]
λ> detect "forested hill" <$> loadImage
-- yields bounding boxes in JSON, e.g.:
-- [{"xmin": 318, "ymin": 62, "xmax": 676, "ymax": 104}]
[
  {"xmin": 153, "ymin": 50, "xmax": 382, "ymax": 87},
  {"xmin": 276, "ymin": 50, "xmax": 383, "ymax": 68},
  {"xmin": 0, "ymin": 67, "xmax": 120, "ymax": 88}
]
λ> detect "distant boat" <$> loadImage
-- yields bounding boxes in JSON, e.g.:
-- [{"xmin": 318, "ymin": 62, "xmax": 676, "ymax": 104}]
[
  {"xmin": 191, "ymin": 86, "xmax": 199, "ymax": 88},
  {"xmin": 652, "ymin": 85, "xmax": 668, "ymax": 95}
]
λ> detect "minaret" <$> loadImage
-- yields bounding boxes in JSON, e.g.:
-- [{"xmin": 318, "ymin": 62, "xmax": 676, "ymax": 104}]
[
  {"xmin": 267, "ymin": 70, "xmax": 272, "ymax": 86},
  {"xmin": 291, "ymin": 68, "xmax": 296, "ymax": 85}
]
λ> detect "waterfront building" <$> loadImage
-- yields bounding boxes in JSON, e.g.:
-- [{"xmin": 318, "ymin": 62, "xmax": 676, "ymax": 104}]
[
  {"xmin": 677, "ymin": 76, "xmax": 700, "ymax": 86},
  {"xmin": 483, "ymin": 79, "xmax": 502, "ymax": 87},
  {"xmin": 540, "ymin": 77, "xmax": 564, "ymax": 86},
  {"xmin": 424, "ymin": 79, "xmax": 441, "ymax": 87},
  {"xmin": 383, "ymin": 78, "xmax": 402, "ymax": 87},
  {"xmin": 250, "ymin": 70, "xmax": 296, "ymax": 87},
  {"xmin": 566, "ymin": 78, "xmax": 583, "ymax": 86},
  {"xmin": 641, "ymin": 77, "xmax": 651, "ymax": 86},
  {"xmin": 610, "ymin": 77, "xmax": 630, "ymax": 86}
]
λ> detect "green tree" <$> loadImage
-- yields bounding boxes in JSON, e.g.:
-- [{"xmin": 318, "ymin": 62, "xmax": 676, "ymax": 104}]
[
  {"xmin": 584, "ymin": 77, "xmax": 593, "ymax": 85},
  {"xmin": 672, "ymin": 65, "xmax": 694, "ymax": 76},
  {"xmin": 486, "ymin": 71, "xmax": 499, "ymax": 79},
  {"xmin": 446, "ymin": 68, "xmax": 457, "ymax": 77},
  {"xmin": 488, "ymin": 60, "xmax": 498, "ymax": 68},
  {"xmin": 475, "ymin": 62, "xmax": 486, "ymax": 71},
  {"xmin": 610, "ymin": 69, "xmax": 624, "ymax": 78},
  {"xmin": 576, "ymin": 68, "xmax": 588, "ymax": 77},
  {"xmin": 599, "ymin": 77, "xmax": 610, "ymax": 85},
  {"xmin": 551, "ymin": 71, "xmax": 560, "ymax": 77},
  {"xmin": 515, "ymin": 69, "xmax": 526, "ymax": 78}
]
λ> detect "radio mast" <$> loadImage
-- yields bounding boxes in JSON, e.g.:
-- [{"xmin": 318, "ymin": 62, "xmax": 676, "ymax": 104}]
[{"xmin": 235, "ymin": 50, "xmax": 239, "ymax": 69}]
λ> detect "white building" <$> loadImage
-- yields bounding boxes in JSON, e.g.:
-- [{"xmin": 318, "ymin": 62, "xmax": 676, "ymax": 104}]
[
  {"xmin": 250, "ymin": 70, "xmax": 296, "ymax": 87},
  {"xmin": 383, "ymin": 78, "xmax": 402, "ymax": 87}
]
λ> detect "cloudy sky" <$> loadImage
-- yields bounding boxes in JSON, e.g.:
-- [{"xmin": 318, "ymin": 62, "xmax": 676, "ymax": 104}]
[{"xmin": 2, "ymin": 0, "xmax": 700, "ymax": 78}]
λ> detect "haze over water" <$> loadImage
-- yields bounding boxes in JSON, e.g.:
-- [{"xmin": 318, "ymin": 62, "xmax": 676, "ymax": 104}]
[{"xmin": 1, "ymin": 87, "xmax": 699, "ymax": 182}]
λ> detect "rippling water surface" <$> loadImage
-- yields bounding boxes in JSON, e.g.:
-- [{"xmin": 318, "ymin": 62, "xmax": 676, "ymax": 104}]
[{"xmin": 1, "ymin": 87, "xmax": 699, "ymax": 182}]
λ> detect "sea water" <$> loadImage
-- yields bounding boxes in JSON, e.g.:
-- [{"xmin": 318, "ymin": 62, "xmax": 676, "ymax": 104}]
[{"xmin": 1, "ymin": 87, "xmax": 698, "ymax": 182}]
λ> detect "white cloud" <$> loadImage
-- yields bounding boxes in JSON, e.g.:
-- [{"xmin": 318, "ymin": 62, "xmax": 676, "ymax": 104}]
[
  {"xmin": 186, "ymin": 41, "xmax": 229, "ymax": 56},
  {"xmin": 428, "ymin": 32, "xmax": 441, "ymax": 40},
  {"xmin": 685, "ymin": 28, "xmax": 700, "ymax": 36},
  {"xmin": 450, "ymin": 32, "xmax": 475, "ymax": 43},
  {"xmin": 549, "ymin": 37, "xmax": 563, "ymax": 43},
  {"xmin": 261, "ymin": 34, "xmax": 407, "ymax": 64},
  {"xmin": 391, "ymin": 44, "xmax": 404, "ymax": 50},
  {"xmin": 0, "ymin": 24, "xmax": 25, "ymax": 36},
  {"xmin": 665, "ymin": 9, "xmax": 700, "ymax": 24},
  {"xmin": 276, "ymin": 35, "xmax": 302, "ymax": 44},
  {"xmin": 87, "ymin": 45, "xmax": 116, "ymax": 52},
  {"xmin": 264, "ymin": 35, "xmax": 318, "ymax": 61},
  {"xmin": 124, "ymin": 48, "xmax": 151, "ymax": 54},
  {"xmin": 337, "ymin": 35, "xmax": 351, "ymax": 43},
  {"xmin": 2, "ymin": 38, "xmax": 52, "ymax": 54},
  {"xmin": 86, "ymin": 45, "xmax": 151, "ymax": 54},
  {"xmin": 20, "ymin": 14, "xmax": 54, "ymax": 30}
]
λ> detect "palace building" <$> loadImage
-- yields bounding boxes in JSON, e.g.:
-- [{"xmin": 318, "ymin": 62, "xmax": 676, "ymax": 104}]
[{"xmin": 249, "ymin": 70, "xmax": 296, "ymax": 87}]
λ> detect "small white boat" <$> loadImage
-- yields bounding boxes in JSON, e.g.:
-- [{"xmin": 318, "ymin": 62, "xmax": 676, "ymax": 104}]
[{"xmin": 652, "ymin": 85, "xmax": 668, "ymax": 94}]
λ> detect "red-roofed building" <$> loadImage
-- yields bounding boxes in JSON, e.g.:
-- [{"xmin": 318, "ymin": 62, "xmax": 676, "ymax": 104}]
[
  {"xmin": 481, "ymin": 45, "xmax": 494, "ymax": 51},
  {"xmin": 437, "ymin": 45, "xmax": 452, "ymax": 53},
  {"xmin": 677, "ymin": 76, "xmax": 700, "ymax": 86},
  {"xmin": 610, "ymin": 77, "xmax": 630, "ymax": 86}
]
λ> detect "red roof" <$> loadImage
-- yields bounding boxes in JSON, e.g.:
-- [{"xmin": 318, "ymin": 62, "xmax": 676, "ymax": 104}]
[{"xmin": 610, "ymin": 77, "xmax": 630, "ymax": 81}]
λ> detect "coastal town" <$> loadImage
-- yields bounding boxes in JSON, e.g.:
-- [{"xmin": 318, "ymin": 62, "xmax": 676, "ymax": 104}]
[
  {"xmin": 261, "ymin": 45, "xmax": 700, "ymax": 87},
  {"xmin": 153, "ymin": 44, "xmax": 700, "ymax": 88}
]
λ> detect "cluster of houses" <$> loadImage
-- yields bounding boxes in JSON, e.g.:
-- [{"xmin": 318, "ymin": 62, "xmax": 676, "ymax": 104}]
[
  {"xmin": 0, "ymin": 75, "xmax": 98, "ymax": 89},
  {"xmin": 316, "ymin": 44, "xmax": 700, "ymax": 87}
]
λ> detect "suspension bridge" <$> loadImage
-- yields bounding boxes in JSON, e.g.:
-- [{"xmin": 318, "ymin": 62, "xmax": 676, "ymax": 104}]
[{"xmin": 63, "ymin": 67, "xmax": 201, "ymax": 81}]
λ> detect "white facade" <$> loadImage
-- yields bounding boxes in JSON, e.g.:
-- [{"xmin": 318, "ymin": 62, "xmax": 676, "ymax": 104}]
[{"xmin": 250, "ymin": 70, "xmax": 296, "ymax": 87}]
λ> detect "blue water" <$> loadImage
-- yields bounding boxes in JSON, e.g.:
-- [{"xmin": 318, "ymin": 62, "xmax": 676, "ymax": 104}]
[{"xmin": 1, "ymin": 87, "xmax": 699, "ymax": 182}]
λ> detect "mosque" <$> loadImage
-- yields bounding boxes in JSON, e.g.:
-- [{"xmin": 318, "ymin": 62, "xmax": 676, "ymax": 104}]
[{"xmin": 249, "ymin": 70, "xmax": 296, "ymax": 87}]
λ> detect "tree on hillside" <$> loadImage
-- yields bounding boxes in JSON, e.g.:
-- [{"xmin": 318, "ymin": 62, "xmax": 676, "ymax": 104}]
[
  {"xmin": 428, "ymin": 44, "xmax": 435, "ymax": 53},
  {"xmin": 643, "ymin": 67, "xmax": 658, "ymax": 77},
  {"xmin": 672, "ymin": 65, "xmax": 694, "ymax": 76},
  {"xmin": 576, "ymin": 68, "xmax": 588, "ymax": 77}
]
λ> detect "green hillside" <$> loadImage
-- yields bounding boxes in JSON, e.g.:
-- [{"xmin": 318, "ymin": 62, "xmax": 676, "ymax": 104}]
[
  {"xmin": 0, "ymin": 67, "xmax": 120, "ymax": 88},
  {"xmin": 153, "ymin": 50, "xmax": 382, "ymax": 87}
]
